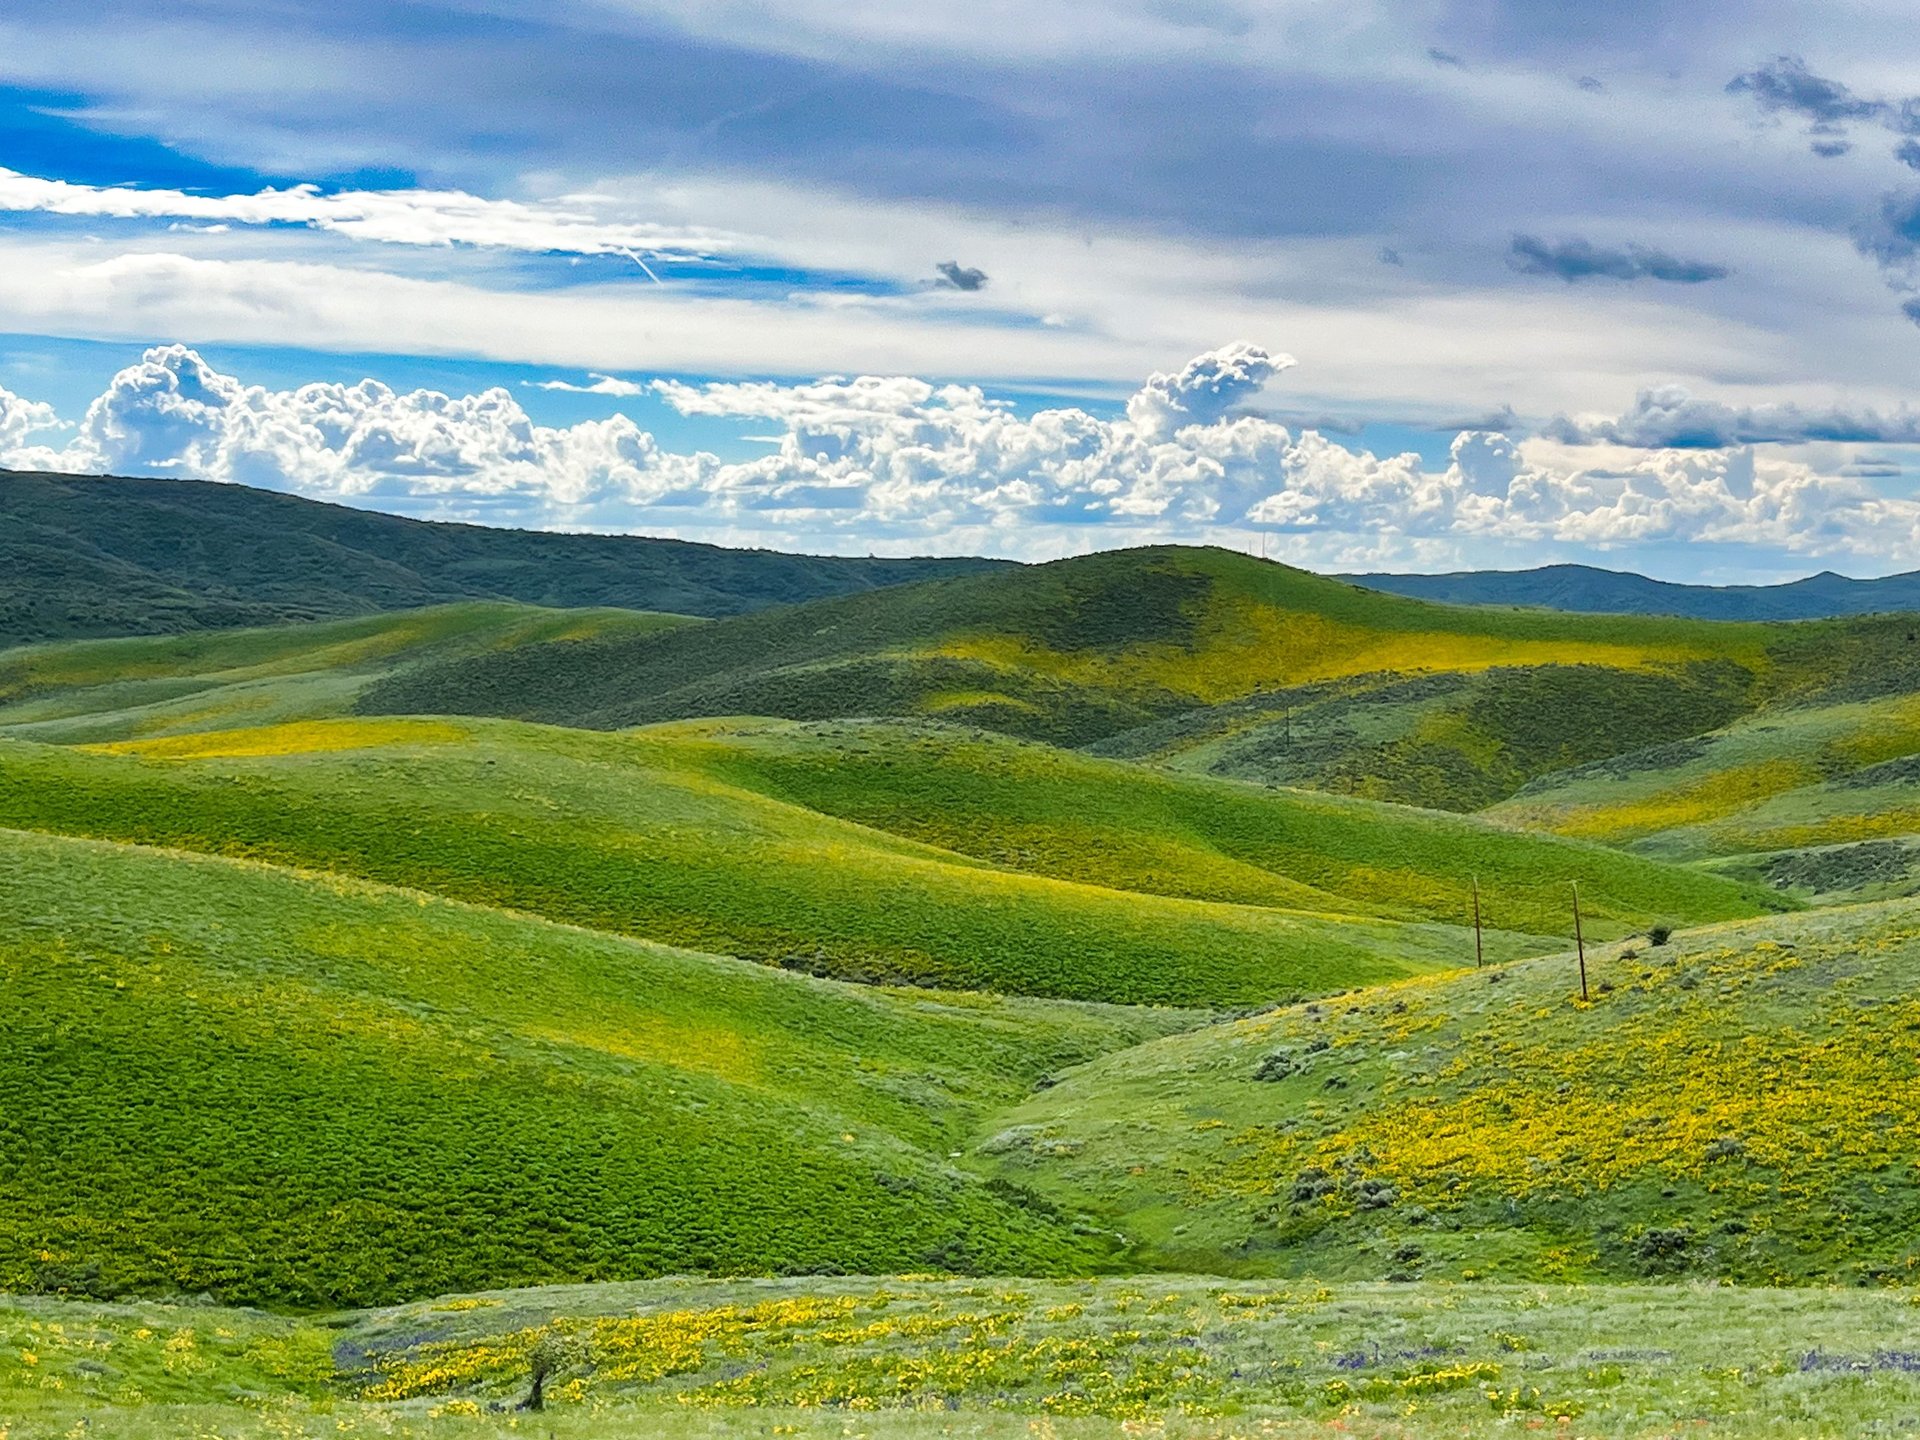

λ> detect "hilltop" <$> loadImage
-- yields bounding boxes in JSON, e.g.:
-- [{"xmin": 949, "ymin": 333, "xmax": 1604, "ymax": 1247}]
[
  {"xmin": 360, "ymin": 544, "xmax": 1920, "ymax": 809},
  {"xmin": 0, "ymin": 469, "xmax": 1005, "ymax": 645}
]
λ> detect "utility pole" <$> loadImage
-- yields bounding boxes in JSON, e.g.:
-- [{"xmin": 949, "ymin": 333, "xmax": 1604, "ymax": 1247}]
[
  {"xmin": 1472, "ymin": 877, "xmax": 1484, "ymax": 969},
  {"xmin": 1572, "ymin": 881, "xmax": 1588, "ymax": 1001}
]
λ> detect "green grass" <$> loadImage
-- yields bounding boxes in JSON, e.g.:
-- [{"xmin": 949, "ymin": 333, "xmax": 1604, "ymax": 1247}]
[
  {"xmin": 0, "ymin": 714, "xmax": 1774, "ymax": 1006},
  {"xmin": 0, "ymin": 601, "xmax": 692, "ymax": 746},
  {"xmin": 8, "ymin": 1276, "xmax": 1920, "ymax": 1438},
  {"xmin": 0, "ymin": 827, "xmax": 1202, "ymax": 1307},
  {"xmin": 976, "ymin": 900, "xmax": 1920, "ymax": 1285}
]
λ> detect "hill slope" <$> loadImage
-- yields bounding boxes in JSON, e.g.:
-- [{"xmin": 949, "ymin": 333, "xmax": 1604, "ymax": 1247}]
[
  {"xmin": 978, "ymin": 901, "xmax": 1920, "ymax": 1285},
  {"xmin": 0, "ymin": 715, "xmax": 1694, "ymax": 1007},
  {"xmin": 1343, "ymin": 562, "xmax": 1920, "ymax": 621},
  {"xmin": 1484, "ymin": 689, "xmax": 1920, "ymax": 902},
  {"xmin": 0, "ymin": 827, "xmax": 1195, "ymax": 1307},
  {"xmin": 361, "ymin": 545, "xmax": 1780, "ymax": 736},
  {"xmin": 0, "ymin": 469, "xmax": 1006, "ymax": 645},
  {"xmin": 0, "ymin": 601, "xmax": 691, "ymax": 745}
]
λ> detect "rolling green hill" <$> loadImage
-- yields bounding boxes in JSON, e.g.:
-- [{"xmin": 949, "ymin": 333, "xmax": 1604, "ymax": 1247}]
[
  {"xmin": 0, "ymin": 715, "xmax": 1775, "ymax": 1007},
  {"xmin": 0, "ymin": 827, "xmax": 1197, "ymax": 1308},
  {"xmin": 0, "ymin": 469, "xmax": 1005, "ymax": 645},
  {"xmin": 977, "ymin": 900, "xmax": 1920, "ymax": 1286},
  {"xmin": 356, "ymin": 544, "xmax": 1920, "ymax": 810}
]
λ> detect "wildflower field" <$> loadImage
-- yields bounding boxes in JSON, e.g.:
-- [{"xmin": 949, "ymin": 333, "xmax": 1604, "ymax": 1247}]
[
  {"xmin": 983, "ymin": 902, "xmax": 1920, "ymax": 1285},
  {"xmin": 5, "ymin": 1276, "xmax": 1920, "ymax": 1439}
]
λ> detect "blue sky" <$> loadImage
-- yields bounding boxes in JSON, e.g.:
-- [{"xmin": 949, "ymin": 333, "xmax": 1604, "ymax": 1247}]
[{"xmin": 2, "ymin": 1, "xmax": 1920, "ymax": 578}]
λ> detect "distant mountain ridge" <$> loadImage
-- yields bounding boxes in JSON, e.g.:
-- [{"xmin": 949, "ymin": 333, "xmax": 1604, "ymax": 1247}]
[
  {"xmin": 0, "ymin": 470, "xmax": 1010, "ymax": 645},
  {"xmin": 1339, "ymin": 562, "xmax": 1920, "ymax": 621}
]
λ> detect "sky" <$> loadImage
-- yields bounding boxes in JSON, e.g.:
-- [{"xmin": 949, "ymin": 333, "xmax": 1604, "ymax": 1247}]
[{"xmin": 4, "ymin": 3, "xmax": 1920, "ymax": 578}]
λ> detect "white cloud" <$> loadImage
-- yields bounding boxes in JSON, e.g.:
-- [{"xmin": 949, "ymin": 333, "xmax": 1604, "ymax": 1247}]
[
  {"xmin": 1125, "ymin": 343, "xmax": 1294, "ymax": 440},
  {"xmin": 0, "ymin": 168, "xmax": 731, "ymax": 265},
  {"xmin": 527, "ymin": 374, "xmax": 651, "ymax": 397},
  {"xmin": 0, "ymin": 382, "xmax": 62, "ymax": 456},
  {"xmin": 5, "ymin": 342, "xmax": 1919, "ymax": 572}
]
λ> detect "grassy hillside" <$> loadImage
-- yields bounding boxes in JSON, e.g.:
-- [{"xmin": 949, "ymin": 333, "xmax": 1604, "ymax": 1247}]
[
  {"xmin": 0, "ymin": 716, "xmax": 1776, "ymax": 1005},
  {"xmin": 1485, "ymin": 689, "xmax": 1920, "ymax": 901},
  {"xmin": 0, "ymin": 469, "xmax": 1005, "ymax": 645},
  {"xmin": 1093, "ymin": 660, "xmax": 1759, "ymax": 810},
  {"xmin": 0, "ymin": 717, "xmax": 1569, "ymax": 1008},
  {"xmin": 10, "ymin": 1277, "xmax": 1920, "ymax": 1438},
  {"xmin": 358, "ymin": 544, "xmax": 1920, "ymax": 810},
  {"xmin": 978, "ymin": 900, "xmax": 1920, "ymax": 1285},
  {"xmin": 0, "ymin": 602, "xmax": 691, "ymax": 746},
  {"xmin": 0, "ymin": 827, "xmax": 1200, "ymax": 1307},
  {"xmin": 652, "ymin": 717, "xmax": 1778, "ymax": 939}
]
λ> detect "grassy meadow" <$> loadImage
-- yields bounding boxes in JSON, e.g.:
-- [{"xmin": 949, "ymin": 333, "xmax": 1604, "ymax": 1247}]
[{"xmin": 6, "ymin": 1276, "xmax": 1920, "ymax": 1439}]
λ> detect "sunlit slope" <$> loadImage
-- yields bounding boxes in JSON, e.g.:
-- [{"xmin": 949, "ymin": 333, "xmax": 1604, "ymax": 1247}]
[
  {"xmin": 0, "ymin": 828, "xmax": 1194, "ymax": 1307},
  {"xmin": 0, "ymin": 602, "xmax": 691, "ymax": 746},
  {"xmin": 978, "ymin": 901, "xmax": 1920, "ymax": 1285},
  {"xmin": 1489, "ymin": 683, "xmax": 1920, "ymax": 864},
  {"xmin": 646, "ymin": 717, "xmax": 1777, "ymax": 941},
  {"xmin": 0, "ymin": 718, "xmax": 1529, "ymax": 1005},
  {"xmin": 357, "ymin": 547, "xmax": 1795, "ymax": 753}
]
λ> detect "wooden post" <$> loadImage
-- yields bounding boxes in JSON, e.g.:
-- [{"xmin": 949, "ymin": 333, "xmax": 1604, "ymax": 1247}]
[
  {"xmin": 1472, "ymin": 876, "xmax": 1484, "ymax": 969},
  {"xmin": 1572, "ymin": 881, "xmax": 1588, "ymax": 1001}
]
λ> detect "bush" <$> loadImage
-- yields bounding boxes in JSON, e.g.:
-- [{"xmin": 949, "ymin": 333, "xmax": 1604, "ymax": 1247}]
[{"xmin": 1648, "ymin": 923, "xmax": 1674, "ymax": 946}]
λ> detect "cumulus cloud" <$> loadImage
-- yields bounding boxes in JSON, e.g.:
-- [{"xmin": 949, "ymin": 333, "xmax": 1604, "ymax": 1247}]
[
  {"xmin": 1546, "ymin": 385, "xmax": 1920, "ymax": 447},
  {"xmin": 1508, "ymin": 235, "xmax": 1730, "ymax": 284},
  {"xmin": 0, "ymin": 168, "xmax": 730, "ymax": 265},
  {"xmin": 1124, "ymin": 342, "xmax": 1293, "ymax": 439},
  {"xmin": 933, "ymin": 261, "xmax": 989, "ymax": 291},
  {"xmin": 3, "ymin": 342, "xmax": 1918, "ymax": 568},
  {"xmin": 0, "ymin": 382, "xmax": 63, "ymax": 457}
]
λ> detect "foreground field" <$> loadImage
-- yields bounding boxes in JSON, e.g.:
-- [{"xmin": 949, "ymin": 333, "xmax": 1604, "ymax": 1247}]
[{"xmin": 5, "ymin": 1276, "xmax": 1919, "ymax": 1439}]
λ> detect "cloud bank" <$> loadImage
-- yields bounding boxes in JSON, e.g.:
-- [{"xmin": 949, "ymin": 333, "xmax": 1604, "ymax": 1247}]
[
  {"xmin": 2, "ymin": 343, "xmax": 1915, "ymax": 570},
  {"xmin": 1547, "ymin": 385, "xmax": 1920, "ymax": 447}
]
